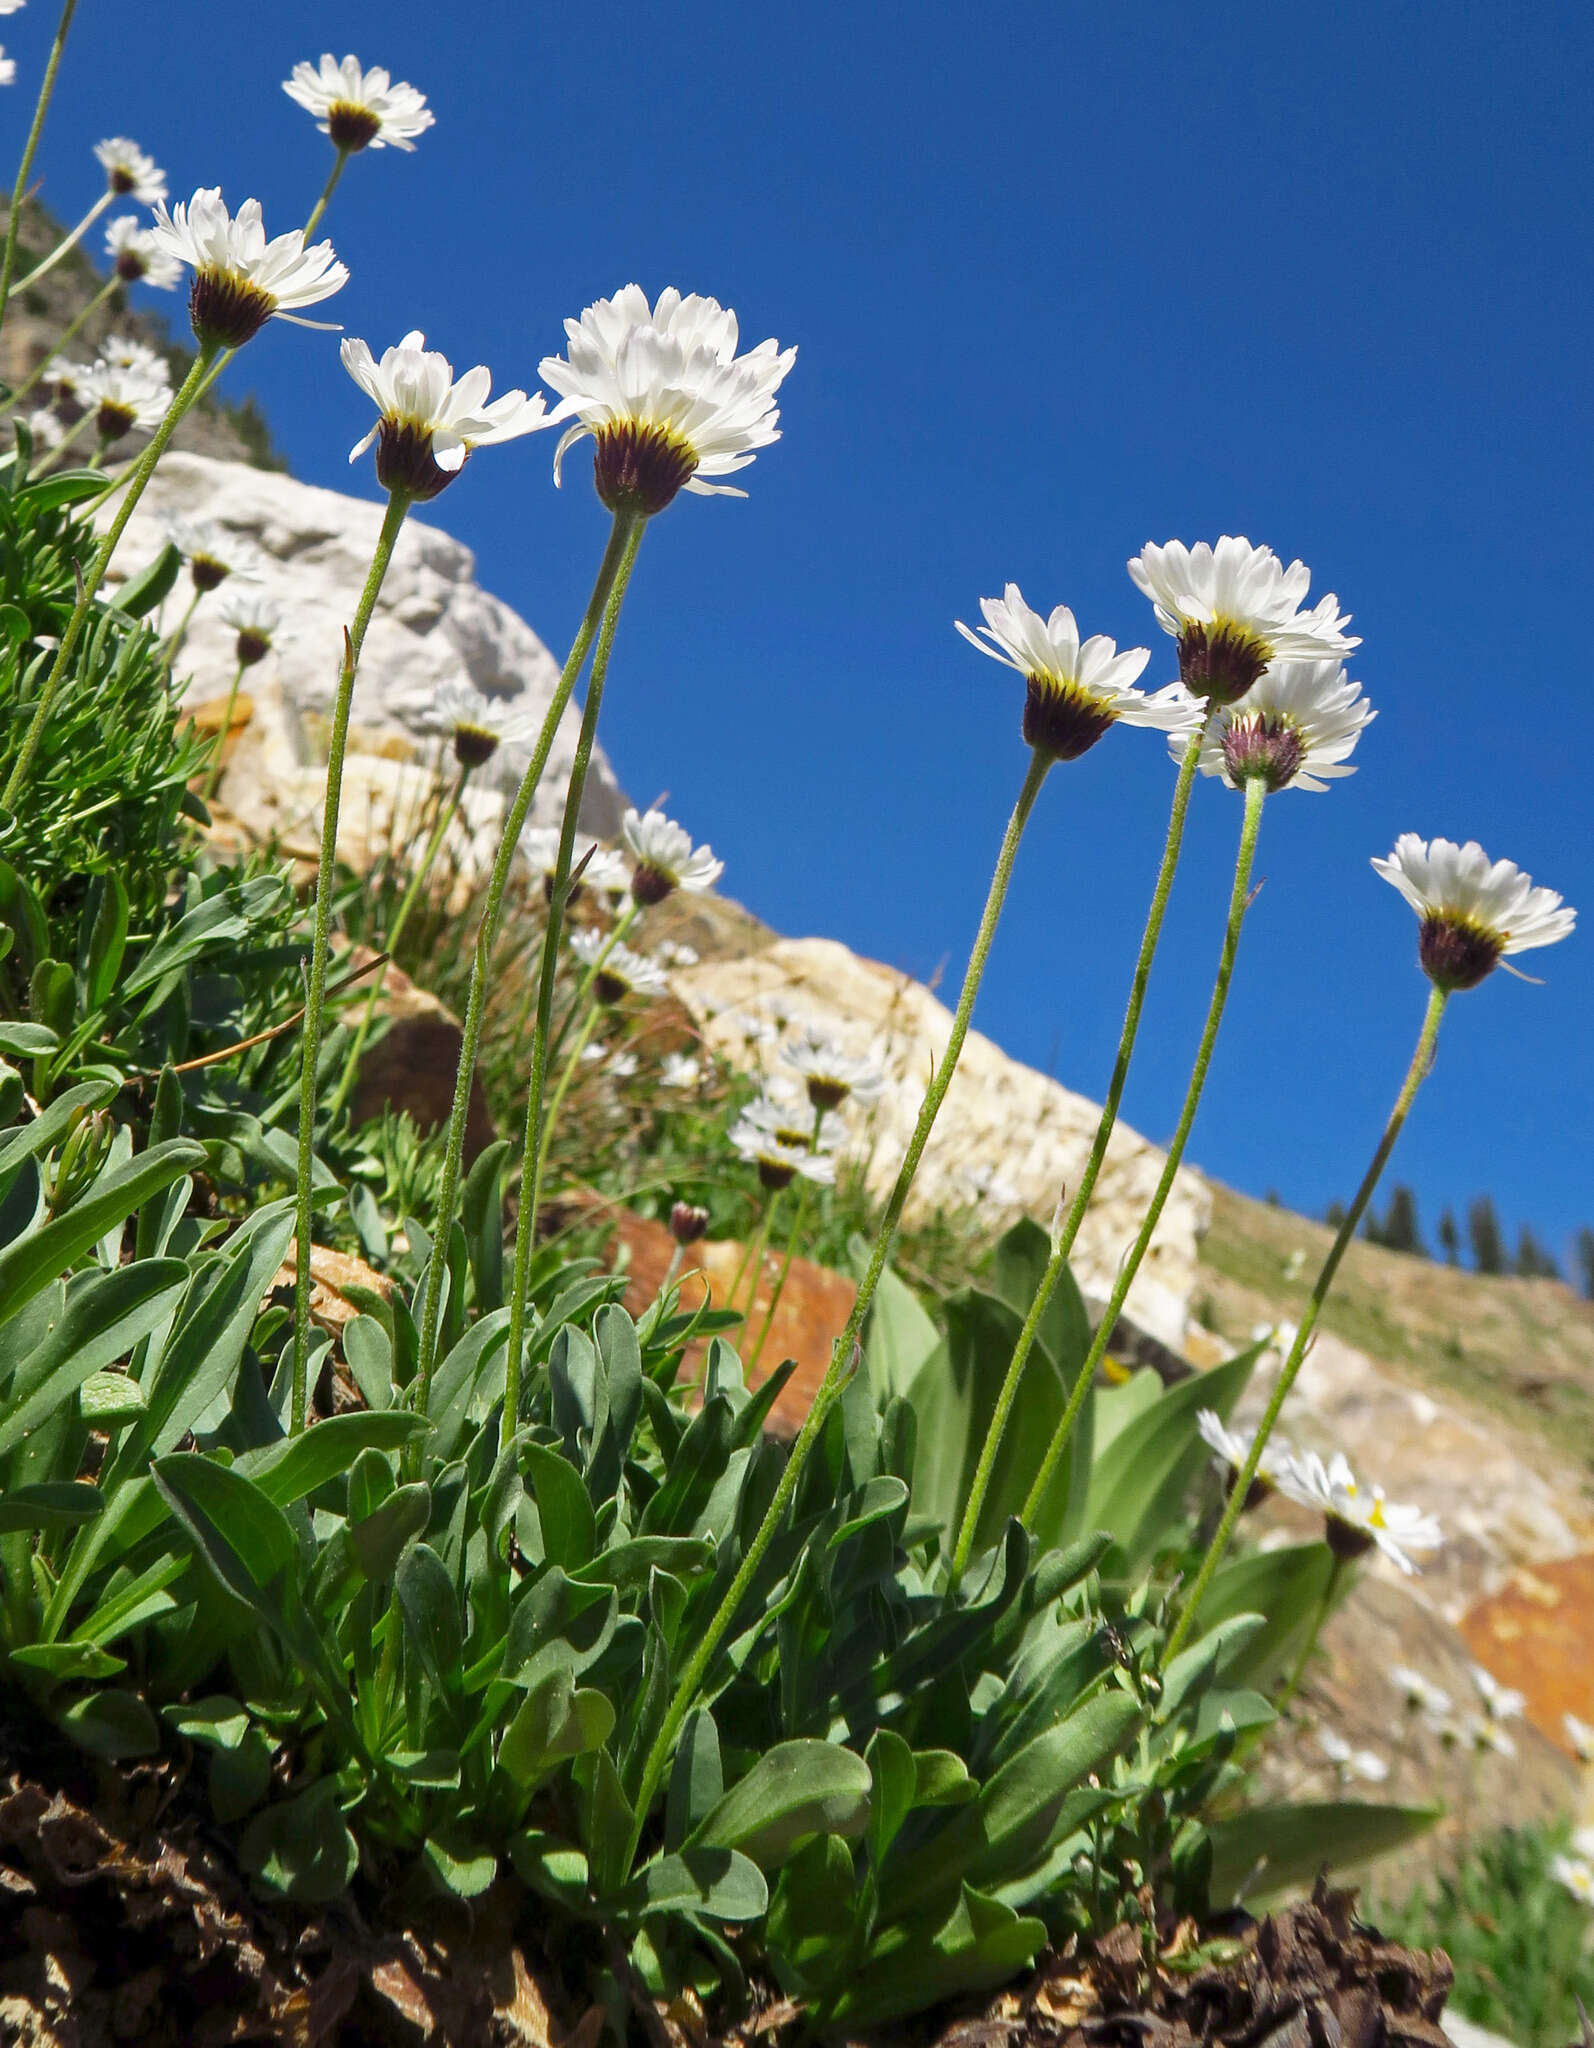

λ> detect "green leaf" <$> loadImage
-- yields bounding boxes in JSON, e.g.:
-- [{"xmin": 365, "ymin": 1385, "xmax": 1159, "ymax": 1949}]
[
  {"xmin": 0, "ymin": 1021, "xmax": 55, "ymax": 1059},
  {"xmin": 0, "ymin": 1481, "xmax": 103, "ymax": 1532},
  {"xmin": 690, "ymin": 1740, "xmax": 873, "ymax": 1871},
  {"xmin": 395, "ymin": 1542, "xmax": 462, "ymax": 1703},
  {"xmin": 152, "ymin": 1455, "xmax": 299, "ymax": 1603},
  {"xmin": 423, "ymin": 1834, "xmax": 498, "ymax": 1898},
  {"xmin": 348, "ymin": 1481, "xmax": 430, "ymax": 1582},
  {"xmin": 859, "ymin": 1248, "xmax": 943, "ymax": 1404},
  {"xmin": 1204, "ymin": 1800, "xmax": 1441, "ymax": 1906},
  {"xmin": 459, "ymin": 1137, "xmax": 509, "ymax": 1311},
  {"xmin": 614, "ymin": 1848, "xmax": 768, "ymax": 1925},
  {"xmin": 29, "ymin": 957, "xmax": 75, "ymax": 1041},
  {"xmin": 499, "ymin": 1671, "xmax": 616, "ymax": 1791},
  {"xmin": 11, "ymin": 1642, "xmax": 125, "ymax": 1682},
  {"xmin": 829, "ymin": 1884, "xmax": 1048, "ymax": 2028},
  {"xmin": 240, "ymin": 1780, "xmax": 358, "ymax": 1903},
  {"xmin": 1198, "ymin": 1541, "xmax": 1338, "ymax": 1689},
  {"xmin": 111, "ymin": 539, "xmax": 180, "ymax": 616},
  {"xmin": 522, "ymin": 1440, "xmax": 597, "ymax": 1571},
  {"xmin": 1082, "ymin": 1342, "xmax": 1260, "ymax": 1573},
  {"xmin": 82, "ymin": 872, "xmax": 131, "ymax": 1012},
  {"xmin": 665, "ymin": 1708, "xmax": 723, "ymax": 1854},
  {"xmin": 0, "ymin": 1259, "xmax": 186, "ymax": 1460},
  {"xmin": 16, "ymin": 470, "xmax": 113, "ymax": 514},
  {"xmin": 77, "ymin": 1370, "xmax": 145, "ymax": 1425},
  {"xmin": 238, "ymin": 1411, "xmax": 431, "ymax": 1508},
  {"xmin": 866, "ymin": 1728, "xmax": 918, "ymax": 1868},
  {"xmin": 163, "ymin": 1696, "xmax": 253, "ymax": 1750},
  {"xmin": 0, "ymin": 1077, "xmax": 116, "ymax": 1181},
  {"xmin": 0, "ymin": 1141, "xmax": 204, "ymax": 1331},
  {"xmin": 57, "ymin": 1689, "xmax": 160, "ymax": 1759}
]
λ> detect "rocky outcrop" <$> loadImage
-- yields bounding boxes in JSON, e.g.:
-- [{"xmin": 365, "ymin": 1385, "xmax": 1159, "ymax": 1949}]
[
  {"xmin": 671, "ymin": 938, "xmax": 1209, "ymax": 1348},
  {"xmin": 106, "ymin": 452, "xmax": 625, "ymax": 872}
]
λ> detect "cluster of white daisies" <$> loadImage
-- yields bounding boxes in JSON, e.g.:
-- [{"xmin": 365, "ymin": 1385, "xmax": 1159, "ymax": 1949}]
[{"xmin": 726, "ymin": 1025, "xmax": 886, "ymax": 1194}]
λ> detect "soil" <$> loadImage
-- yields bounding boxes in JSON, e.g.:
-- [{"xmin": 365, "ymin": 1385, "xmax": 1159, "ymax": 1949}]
[{"xmin": 0, "ymin": 1710, "xmax": 1464, "ymax": 2048}]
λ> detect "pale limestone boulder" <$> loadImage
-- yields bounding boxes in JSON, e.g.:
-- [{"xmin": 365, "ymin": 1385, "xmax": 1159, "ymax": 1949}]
[
  {"xmin": 669, "ymin": 936, "xmax": 1209, "ymax": 1348},
  {"xmin": 103, "ymin": 451, "xmax": 624, "ymax": 862}
]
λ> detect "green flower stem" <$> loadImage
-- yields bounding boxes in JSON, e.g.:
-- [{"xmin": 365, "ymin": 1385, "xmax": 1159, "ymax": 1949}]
[
  {"xmin": 1164, "ymin": 979, "xmax": 1449, "ymax": 1664},
  {"xmin": 10, "ymin": 275, "xmax": 117, "ymax": 406},
  {"xmin": 1019, "ymin": 771, "xmax": 1269, "ymax": 1534},
  {"xmin": 327, "ymin": 765, "xmax": 471, "ymax": 1122},
  {"xmin": 161, "ymin": 587, "xmax": 204, "ymax": 685},
  {"xmin": 2, "ymin": 340, "xmax": 218, "ymax": 809},
  {"xmin": 543, "ymin": 903, "xmax": 638, "ymax": 1071},
  {"xmin": 9, "ymin": 188, "xmax": 111, "ymax": 298},
  {"xmin": 288, "ymin": 487, "xmax": 413, "ymax": 1434},
  {"xmin": 410, "ymin": 511, "xmax": 640, "ymax": 1454},
  {"xmin": 303, "ymin": 151, "xmax": 351, "ymax": 239},
  {"xmin": 949, "ymin": 720, "xmax": 1210, "ymax": 1588},
  {"xmin": 747, "ymin": 1106, "xmax": 826, "ymax": 1375},
  {"xmin": 0, "ymin": 0, "xmax": 79, "ymax": 347},
  {"xmin": 199, "ymin": 657, "xmax": 246, "ymax": 803},
  {"xmin": 501, "ymin": 520, "xmax": 647, "ymax": 1452},
  {"xmin": 1273, "ymin": 1553, "xmax": 1350, "ymax": 1720},
  {"xmin": 625, "ymin": 744, "xmax": 1053, "ymax": 1872}
]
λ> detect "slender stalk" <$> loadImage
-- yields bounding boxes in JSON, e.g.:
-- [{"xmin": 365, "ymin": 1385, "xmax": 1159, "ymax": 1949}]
[
  {"xmin": 543, "ymin": 902, "xmax": 638, "ymax": 1070},
  {"xmin": 410, "ymin": 512, "xmax": 639, "ymax": 1449},
  {"xmin": 1273, "ymin": 1554, "xmax": 1349, "ymax": 1719},
  {"xmin": 1164, "ymin": 980, "xmax": 1449, "ymax": 1662},
  {"xmin": 1020, "ymin": 772, "xmax": 1269, "ymax": 1533},
  {"xmin": 625, "ymin": 745, "xmax": 1053, "ymax": 1868},
  {"xmin": 303, "ymin": 151, "xmax": 351, "ymax": 239},
  {"xmin": 501, "ymin": 520, "xmax": 647, "ymax": 1450},
  {"xmin": 747, "ymin": 1105, "xmax": 826, "ymax": 1374},
  {"xmin": 0, "ymin": 0, "xmax": 79, "ymax": 347},
  {"xmin": 198, "ymin": 658, "xmax": 247, "ymax": 803},
  {"xmin": 289, "ymin": 488, "xmax": 413, "ymax": 1433},
  {"xmin": 9, "ymin": 275, "xmax": 116, "ymax": 406},
  {"xmin": 3, "ymin": 342, "xmax": 218, "ymax": 808},
  {"xmin": 328, "ymin": 766, "xmax": 471, "ymax": 1120},
  {"xmin": 161, "ymin": 586, "xmax": 204, "ymax": 682},
  {"xmin": 949, "ymin": 721, "xmax": 1209, "ymax": 1585},
  {"xmin": 9, "ymin": 188, "xmax": 111, "ymax": 297},
  {"xmin": 33, "ymin": 406, "xmax": 92, "ymax": 473}
]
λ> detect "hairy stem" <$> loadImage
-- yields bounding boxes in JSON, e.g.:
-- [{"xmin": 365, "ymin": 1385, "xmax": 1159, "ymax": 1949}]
[
  {"xmin": 0, "ymin": 0, "xmax": 79, "ymax": 347},
  {"xmin": 289, "ymin": 488, "xmax": 413, "ymax": 1432},
  {"xmin": 625, "ymin": 744, "xmax": 1053, "ymax": 1869},
  {"xmin": 1164, "ymin": 980, "xmax": 1448, "ymax": 1663},
  {"xmin": 1019, "ymin": 771, "xmax": 1269, "ymax": 1532},
  {"xmin": 949, "ymin": 720, "xmax": 1208, "ymax": 1585}
]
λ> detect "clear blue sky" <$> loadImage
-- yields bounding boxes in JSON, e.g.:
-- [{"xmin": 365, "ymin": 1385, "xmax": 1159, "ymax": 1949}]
[{"xmin": 15, "ymin": 0, "xmax": 1592, "ymax": 1265}]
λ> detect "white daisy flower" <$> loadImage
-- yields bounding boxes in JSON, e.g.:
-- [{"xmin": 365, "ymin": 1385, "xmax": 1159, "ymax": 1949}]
[
  {"xmin": 97, "ymin": 335, "xmax": 168, "ymax": 380},
  {"xmin": 523, "ymin": 828, "xmax": 630, "ymax": 902},
  {"xmin": 94, "ymin": 137, "xmax": 166, "ymax": 205},
  {"xmin": 150, "ymin": 188, "xmax": 348, "ymax": 350},
  {"xmin": 955, "ymin": 583, "xmax": 1195, "ymax": 762},
  {"xmin": 104, "ymin": 215, "xmax": 181, "ymax": 291},
  {"xmin": 341, "ymin": 331, "xmax": 548, "ymax": 501},
  {"xmin": 658, "ymin": 1053, "xmax": 701, "ymax": 1089},
  {"xmin": 1465, "ymin": 1715, "xmax": 1518, "ymax": 1759},
  {"xmin": 1469, "ymin": 1664, "xmax": 1525, "ymax": 1723},
  {"xmin": 218, "ymin": 588, "xmax": 282, "ymax": 667},
  {"xmin": 163, "ymin": 516, "xmax": 261, "ymax": 593},
  {"xmin": 283, "ymin": 54, "xmax": 434, "ymax": 153},
  {"xmin": 540, "ymin": 284, "xmax": 796, "ymax": 515},
  {"xmin": 1552, "ymin": 1855, "xmax": 1594, "ymax": 1907},
  {"xmin": 0, "ymin": 4, "xmax": 24, "ymax": 14},
  {"xmin": 1128, "ymin": 537, "xmax": 1359, "ymax": 706},
  {"xmin": 744, "ymin": 1089, "xmax": 845, "ymax": 1156},
  {"xmin": 1372, "ymin": 835, "xmax": 1576, "ymax": 993},
  {"xmin": 609, "ymin": 1051, "xmax": 639, "ymax": 1080},
  {"xmin": 0, "ymin": 49, "xmax": 17, "ymax": 87},
  {"xmin": 1195, "ymin": 1409, "xmax": 1293, "ymax": 1506},
  {"xmin": 1388, "ymin": 1666, "xmax": 1453, "ymax": 1723},
  {"xmin": 80, "ymin": 359, "xmax": 170, "ymax": 443},
  {"xmin": 1318, "ymin": 1728, "xmax": 1390, "ymax": 1784},
  {"xmin": 620, "ymin": 805, "xmax": 723, "ymax": 903},
  {"xmin": 1188, "ymin": 658, "xmax": 1375, "ymax": 794},
  {"xmin": 1563, "ymin": 1712, "xmax": 1594, "ymax": 1763},
  {"xmin": 1275, "ymin": 1450, "xmax": 1442, "ymax": 1575},
  {"xmin": 24, "ymin": 406, "xmax": 61, "ymax": 448},
  {"xmin": 655, "ymin": 940, "xmax": 699, "ymax": 970},
  {"xmin": 1575, "ymin": 1825, "xmax": 1594, "ymax": 1859},
  {"xmin": 728, "ymin": 1118, "xmax": 835, "ymax": 1193},
  {"xmin": 433, "ymin": 675, "xmax": 540, "ymax": 770},
  {"xmin": 569, "ymin": 930, "xmax": 669, "ymax": 1003},
  {"xmin": 782, "ymin": 1025, "xmax": 886, "ymax": 1111}
]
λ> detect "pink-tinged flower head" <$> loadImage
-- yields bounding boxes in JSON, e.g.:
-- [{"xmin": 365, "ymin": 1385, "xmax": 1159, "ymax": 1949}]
[{"xmin": 1187, "ymin": 657, "xmax": 1374, "ymax": 793}]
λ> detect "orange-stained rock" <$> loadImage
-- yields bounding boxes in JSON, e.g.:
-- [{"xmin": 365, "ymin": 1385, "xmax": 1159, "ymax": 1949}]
[
  {"xmin": 273, "ymin": 1242, "xmax": 392, "ymax": 1338},
  {"xmin": 1460, "ymin": 1552, "xmax": 1594, "ymax": 1757},
  {"xmin": 608, "ymin": 1210, "xmax": 856, "ymax": 1437}
]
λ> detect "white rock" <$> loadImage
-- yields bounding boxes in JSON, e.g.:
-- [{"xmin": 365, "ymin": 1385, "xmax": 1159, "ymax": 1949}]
[
  {"xmin": 104, "ymin": 451, "xmax": 625, "ymax": 858},
  {"xmin": 671, "ymin": 936, "xmax": 1210, "ymax": 1346}
]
